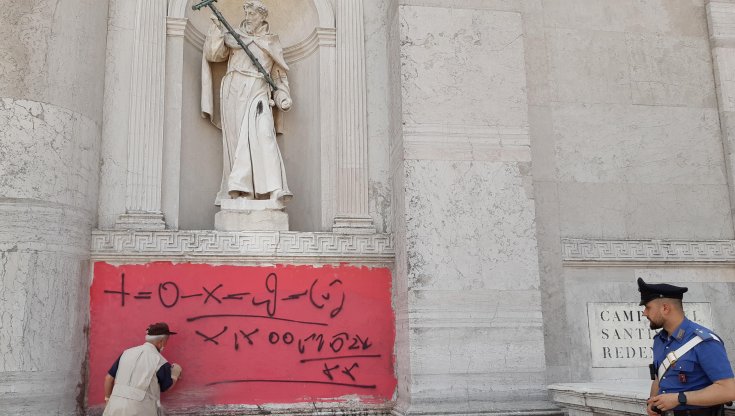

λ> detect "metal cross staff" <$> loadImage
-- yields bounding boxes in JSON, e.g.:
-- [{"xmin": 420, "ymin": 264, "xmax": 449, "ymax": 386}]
[{"xmin": 192, "ymin": 0, "xmax": 279, "ymax": 91}]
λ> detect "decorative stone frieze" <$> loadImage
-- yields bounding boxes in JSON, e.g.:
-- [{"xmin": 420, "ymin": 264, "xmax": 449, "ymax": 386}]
[
  {"xmin": 91, "ymin": 230, "xmax": 394, "ymax": 265},
  {"xmin": 561, "ymin": 238, "xmax": 735, "ymax": 264}
]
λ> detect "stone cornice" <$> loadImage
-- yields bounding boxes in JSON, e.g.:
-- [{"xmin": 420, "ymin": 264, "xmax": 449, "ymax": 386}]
[
  {"xmin": 561, "ymin": 238, "xmax": 735, "ymax": 265},
  {"xmin": 183, "ymin": 22, "xmax": 205, "ymax": 49},
  {"xmin": 184, "ymin": 26, "xmax": 335, "ymax": 65},
  {"xmin": 91, "ymin": 230, "xmax": 395, "ymax": 265},
  {"xmin": 284, "ymin": 28, "xmax": 336, "ymax": 63},
  {"xmin": 549, "ymin": 381, "xmax": 650, "ymax": 416},
  {"xmin": 402, "ymin": 123, "xmax": 531, "ymax": 161}
]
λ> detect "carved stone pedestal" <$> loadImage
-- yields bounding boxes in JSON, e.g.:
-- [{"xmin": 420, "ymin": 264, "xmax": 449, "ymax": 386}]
[{"xmin": 214, "ymin": 199, "xmax": 289, "ymax": 231}]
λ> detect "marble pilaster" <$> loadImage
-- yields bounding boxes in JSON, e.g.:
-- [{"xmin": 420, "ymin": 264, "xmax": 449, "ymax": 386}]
[
  {"xmin": 707, "ymin": 0, "xmax": 735, "ymax": 231},
  {"xmin": 116, "ymin": 0, "xmax": 168, "ymax": 230},
  {"xmin": 163, "ymin": 16, "xmax": 188, "ymax": 230},
  {"xmin": 391, "ymin": 5, "xmax": 551, "ymax": 415},
  {"xmin": 333, "ymin": 0, "xmax": 375, "ymax": 234}
]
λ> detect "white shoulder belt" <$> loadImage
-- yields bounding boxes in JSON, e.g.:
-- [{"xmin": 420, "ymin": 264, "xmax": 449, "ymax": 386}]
[{"xmin": 657, "ymin": 336, "xmax": 705, "ymax": 379}]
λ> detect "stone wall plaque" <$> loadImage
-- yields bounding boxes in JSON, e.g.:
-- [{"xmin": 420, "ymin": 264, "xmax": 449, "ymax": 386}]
[{"xmin": 587, "ymin": 302, "xmax": 712, "ymax": 368}]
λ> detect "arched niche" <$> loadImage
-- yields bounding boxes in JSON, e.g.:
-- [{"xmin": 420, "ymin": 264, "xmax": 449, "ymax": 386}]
[
  {"xmin": 169, "ymin": 0, "xmax": 334, "ymax": 29},
  {"xmin": 167, "ymin": 0, "xmax": 338, "ymax": 231},
  {"xmin": 178, "ymin": 0, "xmax": 335, "ymax": 49}
]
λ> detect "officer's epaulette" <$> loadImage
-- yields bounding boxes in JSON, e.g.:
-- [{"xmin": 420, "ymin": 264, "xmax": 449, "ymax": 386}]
[{"xmin": 693, "ymin": 327, "xmax": 723, "ymax": 343}]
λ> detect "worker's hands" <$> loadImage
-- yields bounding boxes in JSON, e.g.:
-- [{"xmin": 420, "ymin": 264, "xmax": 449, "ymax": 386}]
[{"xmin": 171, "ymin": 363, "xmax": 183, "ymax": 380}]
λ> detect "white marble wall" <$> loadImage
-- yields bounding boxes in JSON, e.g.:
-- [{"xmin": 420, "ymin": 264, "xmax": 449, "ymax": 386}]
[
  {"xmin": 529, "ymin": 0, "xmax": 735, "ymax": 388},
  {"xmin": 386, "ymin": 0, "xmax": 411, "ymax": 411},
  {"xmin": 387, "ymin": 0, "xmax": 735, "ymax": 411},
  {"xmin": 5, "ymin": 0, "xmax": 735, "ymax": 414},
  {"xmin": 559, "ymin": 266, "xmax": 735, "ymax": 382},
  {"xmin": 365, "ymin": 0, "xmax": 393, "ymax": 234},
  {"xmin": 536, "ymin": 0, "xmax": 730, "ymax": 240},
  {"xmin": 391, "ymin": 4, "xmax": 551, "ymax": 414},
  {"xmin": 708, "ymin": 0, "xmax": 735, "ymax": 234},
  {"xmin": 0, "ymin": 0, "xmax": 109, "ymax": 414}
]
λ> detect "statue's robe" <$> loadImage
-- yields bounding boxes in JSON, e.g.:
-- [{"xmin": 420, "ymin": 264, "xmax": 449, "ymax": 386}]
[{"xmin": 201, "ymin": 22, "xmax": 291, "ymax": 205}]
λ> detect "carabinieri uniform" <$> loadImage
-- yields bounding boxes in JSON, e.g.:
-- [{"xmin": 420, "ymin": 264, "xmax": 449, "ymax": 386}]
[{"xmin": 652, "ymin": 318, "xmax": 734, "ymax": 410}]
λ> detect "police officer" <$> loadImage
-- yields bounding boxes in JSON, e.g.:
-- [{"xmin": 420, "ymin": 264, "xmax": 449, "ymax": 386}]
[{"xmin": 638, "ymin": 278, "xmax": 735, "ymax": 416}]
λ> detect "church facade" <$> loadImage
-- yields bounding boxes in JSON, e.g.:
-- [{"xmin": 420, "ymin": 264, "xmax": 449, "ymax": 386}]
[{"xmin": 2, "ymin": 0, "xmax": 735, "ymax": 415}]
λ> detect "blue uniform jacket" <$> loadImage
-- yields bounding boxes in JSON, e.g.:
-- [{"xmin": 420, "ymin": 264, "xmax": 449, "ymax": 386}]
[{"xmin": 653, "ymin": 318, "xmax": 734, "ymax": 410}]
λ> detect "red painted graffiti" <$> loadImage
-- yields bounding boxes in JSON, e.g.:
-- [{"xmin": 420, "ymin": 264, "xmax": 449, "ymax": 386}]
[{"xmin": 88, "ymin": 262, "xmax": 395, "ymax": 408}]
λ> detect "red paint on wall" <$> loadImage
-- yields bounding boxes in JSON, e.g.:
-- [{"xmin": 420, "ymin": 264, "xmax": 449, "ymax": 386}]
[{"xmin": 88, "ymin": 262, "xmax": 395, "ymax": 408}]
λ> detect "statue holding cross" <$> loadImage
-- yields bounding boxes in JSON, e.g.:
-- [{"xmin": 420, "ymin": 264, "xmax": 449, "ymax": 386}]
[{"xmin": 196, "ymin": 0, "xmax": 293, "ymax": 209}]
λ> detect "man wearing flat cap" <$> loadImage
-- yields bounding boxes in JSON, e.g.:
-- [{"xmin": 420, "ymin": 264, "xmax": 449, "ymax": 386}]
[
  {"xmin": 103, "ymin": 322, "xmax": 183, "ymax": 415},
  {"xmin": 638, "ymin": 278, "xmax": 735, "ymax": 416}
]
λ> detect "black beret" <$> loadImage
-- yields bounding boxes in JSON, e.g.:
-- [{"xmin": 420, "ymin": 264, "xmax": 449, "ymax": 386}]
[
  {"xmin": 637, "ymin": 278, "xmax": 687, "ymax": 306},
  {"xmin": 147, "ymin": 322, "xmax": 177, "ymax": 336}
]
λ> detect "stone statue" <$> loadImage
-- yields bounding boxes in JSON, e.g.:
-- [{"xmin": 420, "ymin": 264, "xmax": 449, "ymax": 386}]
[{"xmin": 201, "ymin": 0, "xmax": 292, "ymax": 208}]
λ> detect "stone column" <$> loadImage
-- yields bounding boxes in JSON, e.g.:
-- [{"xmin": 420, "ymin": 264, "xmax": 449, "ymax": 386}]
[
  {"xmin": 707, "ymin": 0, "xmax": 735, "ymax": 231},
  {"xmin": 318, "ymin": 29, "xmax": 338, "ymax": 231},
  {"xmin": 391, "ymin": 5, "xmax": 551, "ymax": 415},
  {"xmin": 115, "ymin": 0, "xmax": 168, "ymax": 230},
  {"xmin": 0, "ymin": 1, "xmax": 109, "ymax": 414},
  {"xmin": 333, "ymin": 0, "xmax": 375, "ymax": 233},
  {"xmin": 162, "ymin": 16, "xmax": 188, "ymax": 230}
]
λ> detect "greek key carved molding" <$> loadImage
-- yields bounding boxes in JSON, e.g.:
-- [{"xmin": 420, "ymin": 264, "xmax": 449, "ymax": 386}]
[
  {"xmin": 562, "ymin": 239, "xmax": 735, "ymax": 265},
  {"xmin": 91, "ymin": 230, "xmax": 394, "ymax": 265}
]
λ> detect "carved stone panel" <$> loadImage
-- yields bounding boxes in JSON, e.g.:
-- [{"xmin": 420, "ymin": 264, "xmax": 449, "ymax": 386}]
[{"xmin": 587, "ymin": 302, "xmax": 712, "ymax": 368}]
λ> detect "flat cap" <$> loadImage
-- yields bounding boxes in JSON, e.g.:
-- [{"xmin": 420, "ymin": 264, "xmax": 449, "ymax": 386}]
[
  {"xmin": 637, "ymin": 278, "xmax": 687, "ymax": 306},
  {"xmin": 146, "ymin": 322, "xmax": 177, "ymax": 336}
]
